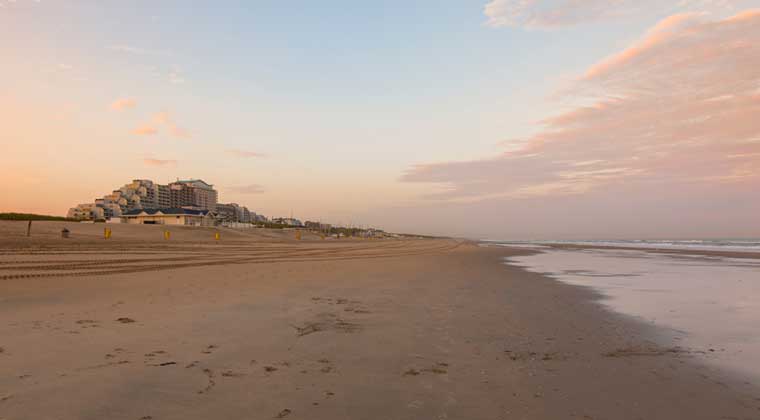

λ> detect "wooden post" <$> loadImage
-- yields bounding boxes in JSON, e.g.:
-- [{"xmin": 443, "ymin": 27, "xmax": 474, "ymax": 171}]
[
  {"xmin": 26, "ymin": 220, "xmax": 32, "ymax": 237},
  {"xmin": 215, "ymin": 232, "xmax": 220, "ymax": 241}
]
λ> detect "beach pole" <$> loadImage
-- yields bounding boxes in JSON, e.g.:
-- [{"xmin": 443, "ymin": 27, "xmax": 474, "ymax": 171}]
[
  {"xmin": 295, "ymin": 231, "xmax": 302, "ymax": 241},
  {"xmin": 164, "ymin": 230, "xmax": 171, "ymax": 240},
  {"xmin": 26, "ymin": 220, "xmax": 32, "ymax": 237},
  {"xmin": 104, "ymin": 228, "xmax": 112, "ymax": 239},
  {"xmin": 215, "ymin": 232, "xmax": 220, "ymax": 242}
]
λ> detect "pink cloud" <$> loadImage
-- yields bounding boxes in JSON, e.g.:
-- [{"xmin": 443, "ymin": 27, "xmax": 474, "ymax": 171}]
[
  {"xmin": 404, "ymin": 11, "xmax": 760, "ymax": 204},
  {"xmin": 131, "ymin": 111, "xmax": 189, "ymax": 138},
  {"xmin": 157, "ymin": 111, "xmax": 190, "ymax": 139},
  {"xmin": 483, "ymin": 0, "xmax": 743, "ymax": 28},
  {"xmin": 583, "ymin": 13, "xmax": 703, "ymax": 80},
  {"xmin": 132, "ymin": 125, "xmax": 158, "ymax": 136},
  {"xmin": 110, "ymin": 98, "xmax": 136, "ymax": 111},
  {"xmin": 143, "ymin": 158, "xmax": 177, "ymax": 167}
]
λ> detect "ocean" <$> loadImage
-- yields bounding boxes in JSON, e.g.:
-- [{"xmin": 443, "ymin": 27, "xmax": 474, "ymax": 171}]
[
  {"xmin": 484, "ymin": 238, "xmax": 760, "ymax": 253},
  {"xmin": 488, "ymin": 240, "xmax": 760, "ymax": 380}
]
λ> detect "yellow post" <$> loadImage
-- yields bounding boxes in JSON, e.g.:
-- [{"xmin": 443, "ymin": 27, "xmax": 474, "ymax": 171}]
[
  {"xmin": 295, "ymin": 231, "xmax": 302, "ymax": 240},
  {"xmin": 164, "ymin": 230, "xmax": 171, "ymax": 240},
  {"xmin": 104, "ymin": 228, "xmax": 112, "ymax": 239},
  {"xmin": 215, "ymin": 232, "xmax": 220, "ymax": 241}
]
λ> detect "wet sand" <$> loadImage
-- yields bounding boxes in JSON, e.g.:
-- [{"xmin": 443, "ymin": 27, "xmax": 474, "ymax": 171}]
[
  {"xmin": 505, "ymin": 246, "xmax": 760, "ymax": 381},
  {"xmin": 1, "ymin": 221, "xmax": 759, "ymax": 419}
]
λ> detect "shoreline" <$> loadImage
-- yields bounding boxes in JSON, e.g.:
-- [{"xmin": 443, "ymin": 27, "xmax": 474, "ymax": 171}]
[
  {"xmin": 496, "ymin": 243, "xmax": 760, "ymax": 383},
  {"xmin": 485, "ymin": 241, "xmax": 760, "ymax": 260},
  {"xmin": 1, "ymin": 225, "xmax": 759, "ymax": 419}
]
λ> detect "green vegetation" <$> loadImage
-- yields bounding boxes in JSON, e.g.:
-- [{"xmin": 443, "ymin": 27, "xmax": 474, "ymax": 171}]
[{"xmin": 0, "ymin": 213, "xmax": 74, "ymax": 222}]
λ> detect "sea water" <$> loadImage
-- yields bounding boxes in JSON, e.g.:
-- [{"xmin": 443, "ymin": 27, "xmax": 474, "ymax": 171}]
[
  {"xmin": 484, "ymin": 238, "xmax": 760, "ymax": 253},
  {"xmin": 496, "ymin": 244, "xmax": 760, "ymax": 380}
]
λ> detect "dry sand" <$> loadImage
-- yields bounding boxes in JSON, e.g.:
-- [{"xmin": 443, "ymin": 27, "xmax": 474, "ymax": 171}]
[{"xmin": 1, "ymin": 221, "xmax": 759, "ymax": 419}]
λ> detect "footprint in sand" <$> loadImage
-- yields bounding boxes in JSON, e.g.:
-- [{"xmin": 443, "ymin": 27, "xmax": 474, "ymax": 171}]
[
  {"xmin": 404, "ymin": 362, "xmax": 449, "ymax": 376},
  {"xmin": 76, "ymin": 320, "xmax": 100, "ymax": 328},
  {"xmin": 197, "ymin": 369, "xmax": 216, "ymax": 394},
  {"xmin": 426, "ymin": 362, "xmax": 449, "ymax": 374},
  {"xmin": 275, "ymin": 408, "xmax": 292, "ymax": 418},
  {"xmin": 407, "ymin": 400, "xmax": 424, "ymax": 409},
  {"xmin": 221, "ymin": 370, "xmax": 245, "ymax": 378},
  {"xmin": 404, "ymin": 368, "xmax": 421, "ymax": 376}
]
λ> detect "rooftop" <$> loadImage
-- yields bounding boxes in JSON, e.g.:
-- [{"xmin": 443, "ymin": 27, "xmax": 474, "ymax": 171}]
[{"xmin": 122, "ymin": 208, "xmax": 211, "ymax": 217}]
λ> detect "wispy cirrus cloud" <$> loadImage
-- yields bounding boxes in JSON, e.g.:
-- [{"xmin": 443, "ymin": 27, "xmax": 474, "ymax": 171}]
[
  {"xmin": 404, "ymin": 10, "xmax": 760, "ymax": 203},
  {"xmin": 110, "ymin": 98, "xmax": 136, "ymax": 111},
  {"xmin": 144, "ymin": 158, "xmax": 177, "ymax": 167},
  {"xmin": 227, "ymin": 149, "xmax": 267, "ymax": 158},
  {"xmin": 483, "ymin": 0, "xmax": 742, "ymax": 28},
  {"xmin": 229, "ymin": 184, "xmax": 266, "ymax": 194},
  {"xmin": 131, "ymin": 111, "xmax": 189, "ymax": 138}
]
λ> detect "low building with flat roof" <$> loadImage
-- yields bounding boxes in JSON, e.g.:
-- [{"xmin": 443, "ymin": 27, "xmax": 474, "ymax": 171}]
[{"xmin": 121, "ymin": 208, "xmax": 214, "ymax": 226}]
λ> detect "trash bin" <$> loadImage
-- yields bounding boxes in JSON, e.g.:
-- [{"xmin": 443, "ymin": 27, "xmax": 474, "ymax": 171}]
[{"xmin": 61, "ymin": 228, "xmax": 70, "ymax": 239}]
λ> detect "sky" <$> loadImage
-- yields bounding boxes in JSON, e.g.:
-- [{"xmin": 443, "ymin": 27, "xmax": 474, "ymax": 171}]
[{"xmin": 2, "ymin": 0, "xmax": 759, "ymax": 239}]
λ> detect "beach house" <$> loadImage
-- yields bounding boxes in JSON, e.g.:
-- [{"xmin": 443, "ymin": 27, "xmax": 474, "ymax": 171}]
[{"xmin": 121, "ymin": 208, "xmax": 215, "ymax": 226}]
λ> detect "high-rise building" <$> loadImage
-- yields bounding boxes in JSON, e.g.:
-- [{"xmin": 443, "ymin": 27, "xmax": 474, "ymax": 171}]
[
  {"xmin": 169, "ymin": 179, "xmax": 218, "ymax": 211},
  {"xmin": 67, "ymin": 203, "xmax": 106, "ymax": 221},
  {"xmin": 240, "ymin": 206, "xmax": 251, "ymax": 223},
  {"xmin": 158, "ymin": 184, "xmax": 171, "ymax": 208},
  {"xmin": 102, "ymin": 179, "xmax": 162, "ymax": 212},
  {"xmin": 67, "ymin": 178, "xmax": 261, "ymax": 222},
  {"xmin": 216, "ymin": 202, "xmax": 253, "ymax": 223},
  {"xmin": 215, "ymin": 203, "xmax": 239, "ymax": 223}
]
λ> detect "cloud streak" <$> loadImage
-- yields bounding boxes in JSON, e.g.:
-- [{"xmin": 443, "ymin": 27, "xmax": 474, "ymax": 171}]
[
  {"xmin": 404, "ymin": 11, "xmax": 760, "ymax": 203},
  {"xmin": 131, "ymin": 111, "xmax": 189, "ymax": 138},
  {"xmin": 132, "ymin": 125, "xmax": 158, "ymax": 136},
  {"xmin": 483, "ymin": 0, "xmax": 742, "ymax": 28},
  {"xmin": 144, "ymin": 158, "xmax": 177, "ymax": 167}
]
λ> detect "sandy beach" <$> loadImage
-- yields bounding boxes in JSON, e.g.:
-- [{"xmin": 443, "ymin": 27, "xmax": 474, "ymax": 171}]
[{"xmin": 1, "ymin": 221, "xmax": 759, "ymax": 420}]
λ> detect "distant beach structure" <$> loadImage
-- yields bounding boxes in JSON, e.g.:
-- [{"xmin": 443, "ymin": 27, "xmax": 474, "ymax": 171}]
[{"xmin": 121, "ymin": 208, "xmax": 215, "ymax": 227}]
